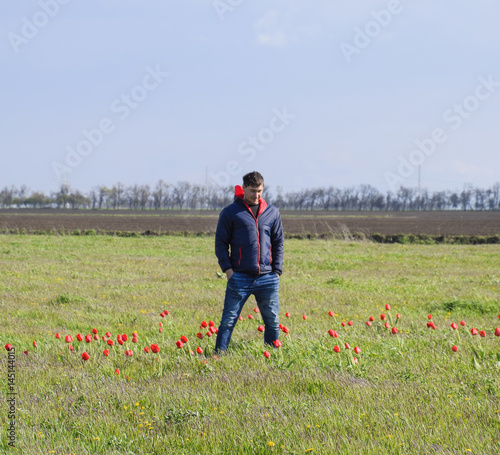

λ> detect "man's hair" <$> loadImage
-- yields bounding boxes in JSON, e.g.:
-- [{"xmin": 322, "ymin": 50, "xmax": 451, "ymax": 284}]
[{"xmin": 242, "ymin": 171, "xmax": 264, "ymax": 188}]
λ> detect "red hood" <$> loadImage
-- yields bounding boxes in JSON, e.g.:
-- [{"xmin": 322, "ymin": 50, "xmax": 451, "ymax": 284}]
[{"xmin": 234, "ymin": 185, "xmax": 244, "ymax": 199}]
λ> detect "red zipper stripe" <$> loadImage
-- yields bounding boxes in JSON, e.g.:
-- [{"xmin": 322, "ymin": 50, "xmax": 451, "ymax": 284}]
[{"xmin": 243, "ymin": 200, "xmax": 262, "ymax": 274}]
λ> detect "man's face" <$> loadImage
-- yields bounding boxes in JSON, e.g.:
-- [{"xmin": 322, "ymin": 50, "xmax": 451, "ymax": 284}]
[{"xmin": 242, "ymin": 184, "xmax": 263, "ymax": 205}]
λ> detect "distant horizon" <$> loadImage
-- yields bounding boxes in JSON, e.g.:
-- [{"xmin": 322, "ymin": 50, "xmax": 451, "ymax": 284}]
[{"xmin": 2, "ymin": 178, "xmax": 499, "ymax": 197}]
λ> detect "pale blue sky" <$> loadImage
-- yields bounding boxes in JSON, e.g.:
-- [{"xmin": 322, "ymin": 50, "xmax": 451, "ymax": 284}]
[{"xmin": 1, "ymin": 0, "xmax": 499, "ymax": 195}]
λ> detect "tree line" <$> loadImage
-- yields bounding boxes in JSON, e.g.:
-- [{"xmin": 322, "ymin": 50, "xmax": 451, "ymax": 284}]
[{"xmin": 1, "ymin": 181, "xmax": 499, "ymax": 211}]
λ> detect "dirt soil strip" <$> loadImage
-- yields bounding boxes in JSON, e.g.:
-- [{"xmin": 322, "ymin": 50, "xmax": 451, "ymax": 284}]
[{"xmin": 0, "ymin": 210, "xmax": 499, "ymax": 236}]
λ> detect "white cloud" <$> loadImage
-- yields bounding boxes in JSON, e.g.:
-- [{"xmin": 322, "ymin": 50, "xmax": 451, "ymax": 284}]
[
  {"xmin": 255, "ymin": 11, "xmax": 290, "ymax": 47},
  {"xmin": 452, "ymin": 160, "xmax": 479, "ymax": 175}
]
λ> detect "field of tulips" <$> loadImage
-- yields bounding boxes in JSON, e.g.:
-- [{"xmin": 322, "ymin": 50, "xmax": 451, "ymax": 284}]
[{"xmin": 0, "ymin": 235, "xmax": 499, "ymax": 454}]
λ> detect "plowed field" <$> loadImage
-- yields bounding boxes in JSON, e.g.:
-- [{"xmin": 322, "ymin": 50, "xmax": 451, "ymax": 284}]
[{"xmin": 1, "ymin": 209, "xmax": 499, "ymax": 236}]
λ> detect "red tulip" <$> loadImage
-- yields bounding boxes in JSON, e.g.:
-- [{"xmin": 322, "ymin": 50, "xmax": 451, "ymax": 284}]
[
  {"xmin": 471, "ymin": 328, "xmax": 479, "ymax": 335},
  {"xmin": 285, "ymin": 312, "xmax": 290, "ymax": 317},
  {"xmin": 341, "ymin": 322, "xmax": 346, "ymax": 327},
  {"xmin": 391, "ymin": 327, "xmax": 398, "ymax": 334},
  {"xmin": 159, "ymin": 322, "xmax": 163, "ymax": 327},
  {"xmin": 209, "ymin": 326, "xmax": 217, "ymax": 333},
  {"xmin": 208, "ymin": 320, "xmax": 215, "ymax": 327},
  {"xmin": 282, "ymin": 326, "xmax": 289, "ymax": 334},
  {"xmin": 85, "ymin": 334, "xmax": 92, "ymax": 343},
  {"xmin": 102, "ymin": 336, "xmax": 106, "ymax": 341},
  {"xmin": 384, "ymin": 322, "xmax": 390, "ymax": 329},
  {"xmin": 206, "ymin": 331, "xmax": 212, "ymax": 337},
  {"xmin": 328, "ymin": 329, "xmax": 338, "ymax": 338},
  {"xmin": 494, "ymin": 328, "xmax": 500, "ymax": 337},
  {"xmin": 115, "ymin": 369, "xmax": 120, "ymax": 375},
  {"xmin": 151, "ymin": 344, "xmax": 160, "ymax": 353},
  {"xmin": 65, "ymin": 335, "xmax": 73, "ymax": 343},
  {"xmin": 253, "ymin": 307, "xmax": 260, "ymax": 313},
  {"xmin": 159, "ymin": 327, "xmax": 163, "ymax": 333},
  {"xmin": 460, "ymin": 321, "xmax": 466, "ymax": 326},
  {"xmin": 93, "ymin": 334, "xmax": 99, "ymax": 341},
  {"xmin": 426, "ymin": 322, "xmax": 432, "ymax": 328},
  {"xmin": 368, "ymin": 316, "xmax": 374, "ymax": 322},
  {"xmin": 302, "ymin": 315, "xmax": 307, "ymax": 320},
  {"xmin": 163, "ymin": 310, "xmax": 169, "ymax": 316},
  {"xmin": 121, "ymin": 334, "xmax": 128, "ymax": 342},
  {"xmin": 354, "ymin": 346, "xmax": 361, "ymax": 354},
  {"xmin": 144, "ymin": 346, "xmax": 150, "ymax": 353},
  {"xmin": 4, "ymin": 343, "xmax": 13, "ymax": 351},
  {"xmin": 160, "ymin": 312, "xmax": 165, "ymax": 317},
  {"xmin": 366, "ymin": 321, "xmax": 372, "ymax": 327},
  {"xmin": 452, "ymin": 345, "xmax": 458, "ymax": 352},
  {"xmin": 23, "ymin": 350, "xmax": 28, "ymax": 355},
  {"xmin": 333, "ymin": 345, "xmax": 340, "ymax": 353},
  {"xmin": 328, "ymin": 311, "xmax": 334, "ymax": 317},
  {"xmin": 248, "ymin": 314, "xmax": 254, "ymax": 319},
  {"xmin": 103, "ymin": 349, "xmax": 109, "ymax": 356},
  {"xmin": 263, "ymin": 350, "xmax": 271, "ymax": 358},
  {"xmin": 238, "ymin": 315, "xmax": 243, "ymax": 321},
  {"xmin": 68, "ymin": 345, "xmax": 74, "ymax": 352},
  {"xmin": 451, "ymin": 323, "xmax": 458, "ymax": 330},
  {"xmin": 344, "ymin": 342, "xmax": 350, "ymax": 349},
  {"xmin": 200, "ymin": 321, "xmax": 208, "ymax": 328},
  {"xmin": 55, "ymin": 333, "xmax": 61, "ymax": 339},
  {"xmin": 273, "ymin": 340, "xmax": 282, "ymax": 348},
  {"xmin": 380, "ymin": 314, "xmax": 386, "ymax": 320},
  {"xmin": 92, "ymin": 328, "xmax": 98, "ymax": 334},
  {"xmin": 196, "ymin": 347, "xmax": 203, "ymax": 354},
  {"xmin": 125, "ymin": 350, "xmax": 133, "ymax": 357},
  {"xmin": 196, "ymin": 332, "xmax": 203, "ymax": 340},
  {"xmin": 479, "ymin": 330, "xmax": 486, "ymax": 337},
  {"xmin": 107, "ymin": 339, "xmax": 114, "ymax": 346},
  {"xmin": 431, "ymin": 323, "xmax": 437, "ymax": 330},
  {"xmin": 76, "ymin": 333, "xmax": 83, "ymax": 342},
  {"xmin": 396, "ymin": 313, "xmax": 401, "ymax": 319},
  {"xmin": 33, "ymin": 341, "xmax": 37, "ymax": 347},
  {"xmin": 176, "ymin": 340, "xmax": 184, "ymax": 349},
  {"xmin": 428, "ymin": 314, "xmax": 432, "ymax": 320},
  {"xmin": 353, "ymin": 357, "xmax": 358, "ymax": 364},
  {"xmin": 257, "ymin": 325, "xmax": 265, "ymax": 332},
  {"xmin": 106, "ymin": 332, "xmax": 112, "ymax": 337},
  {"xmin": 81, "ymin": 352, "xmax": 90, "ymax": 361},
  {"xmin": 385, "ymin": 304, "xmax": 391, "ymax": 311},
  {"xmin": 348, "ymin": 321, "xmax": 353, "ymax": 326},
  {"xmin": 132, "ymin": 337, "xmax": 138, "ymax": 343}
]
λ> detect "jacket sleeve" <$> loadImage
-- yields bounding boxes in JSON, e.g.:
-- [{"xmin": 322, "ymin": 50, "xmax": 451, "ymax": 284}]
[
  {"xmin": 271, "ymin": 210, "xmax": 284, "ymax": 275},
  {"xmin": 215, "ymin": 208, "xmax": 233, "ymax": 272}
]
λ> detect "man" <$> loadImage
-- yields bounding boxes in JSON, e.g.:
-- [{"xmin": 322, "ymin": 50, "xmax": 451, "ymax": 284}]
[{"xmin": 214, "ymin": 171, "xmax": 284, "ymax": 352}]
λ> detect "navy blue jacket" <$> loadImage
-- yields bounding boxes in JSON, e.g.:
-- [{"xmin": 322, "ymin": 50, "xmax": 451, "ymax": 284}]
[{"xmin": 215, "ymin": 195, "xmax": 284, "ymax": 276}]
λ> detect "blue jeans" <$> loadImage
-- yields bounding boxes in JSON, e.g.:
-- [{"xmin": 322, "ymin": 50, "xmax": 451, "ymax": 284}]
[{"xmin": 215, "ymin": 272, "xmax": 280, "ymax": 352}]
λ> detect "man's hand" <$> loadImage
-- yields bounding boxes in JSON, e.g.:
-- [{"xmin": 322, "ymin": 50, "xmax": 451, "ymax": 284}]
[{"xmin": 225, "ymin": 269, "xmax": 234, "ymax": 280}]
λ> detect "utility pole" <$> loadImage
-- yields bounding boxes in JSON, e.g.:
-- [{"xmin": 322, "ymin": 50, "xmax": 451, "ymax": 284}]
[{"xmin": 417, "ymin": 165, "xmax": 421, "ymax": 211}]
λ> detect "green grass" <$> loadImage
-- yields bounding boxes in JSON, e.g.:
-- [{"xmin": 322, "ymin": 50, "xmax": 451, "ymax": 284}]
[{"xmin": 0, "ymin": 236, "xmax": 499, "ymax": 454}]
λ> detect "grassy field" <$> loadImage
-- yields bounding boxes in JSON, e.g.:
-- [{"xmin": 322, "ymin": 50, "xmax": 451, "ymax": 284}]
[{"xmin": 0, "ymin": 235, "xmax": 499, "ymax": 454}]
